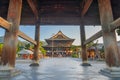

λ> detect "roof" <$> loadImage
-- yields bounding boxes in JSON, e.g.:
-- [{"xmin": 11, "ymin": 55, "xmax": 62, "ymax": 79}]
[
  {"xmin": 46, "ymin": 30, "xmax": 74, "ymax": 40},
  {"xmin": 0, "ymin": 0, "xmax": 120, "ymax": 25},
  {"xmin": 43, "ymin": 45, "xmax": 71, "ymax": 48},
  {"xmin": 18, "ymin": 49, "xmax": 33, "ymax": 54}
]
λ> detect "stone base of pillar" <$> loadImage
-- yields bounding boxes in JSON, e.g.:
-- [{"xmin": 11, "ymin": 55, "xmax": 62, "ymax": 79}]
[
  {"xmin": 29, "ymin": 60, "xmax": 39, "ymax": 66},
  {"xmin": 0, "ymin": 68, "xmax": 21, "ymax": 77},
  {"xmin": 81, "ymin": 63, "xmax": 91, "ymax": 66},
  {"xmin": 100, "ymin": 67, "xmax": 120, "ymax": 77},
  {"xmin": 81, "ymin": 61, "xmax": 91, "ymax": 66},
  {"xmin": 29, "ymin": 63, "xmax": 39, "ymax": 66}
]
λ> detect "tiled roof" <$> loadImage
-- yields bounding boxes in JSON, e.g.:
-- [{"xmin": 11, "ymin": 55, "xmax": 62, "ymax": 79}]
[{"xmin": 48, "ymin": 30, "xmax": 73, "ymax": 40}]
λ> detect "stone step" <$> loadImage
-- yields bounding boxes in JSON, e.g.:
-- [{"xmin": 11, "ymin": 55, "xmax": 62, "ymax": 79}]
[{"xmin": 0, "ymin": 69, "xmax": 21, "ymax": 78}]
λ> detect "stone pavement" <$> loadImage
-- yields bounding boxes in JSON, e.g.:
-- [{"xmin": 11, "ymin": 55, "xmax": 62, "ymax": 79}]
[{"xmin": 1, "ymin": 58, "xmax": 120, "ymax": 80}]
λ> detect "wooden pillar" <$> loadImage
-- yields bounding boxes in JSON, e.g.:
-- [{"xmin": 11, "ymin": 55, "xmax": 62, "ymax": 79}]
[
  {"xmin": 98, "ymin": 0, "xmax": 120, "ymax": 77},
  {"xmin": 80, "ymin": 17, "xmax": 91, "ymax": 66},
  {"xmin": 30, "ymin": 21, "xmax": 40, "ymax": 66},
  {"xmin": 34, "ymin": 21, "xmax": 40, "ymax": 61},
  {"xmin": 98, "ymin": 0, "xmax": 120, "ymax": 67},
  {"xmin": 1, "ymin": 0, "xmax": 22, "ymax": 68}
]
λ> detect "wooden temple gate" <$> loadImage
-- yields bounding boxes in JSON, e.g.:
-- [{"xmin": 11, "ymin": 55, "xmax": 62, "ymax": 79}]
[{"xmin": 0, "ymin": 0, "xmax": 120, "ymax": 77}]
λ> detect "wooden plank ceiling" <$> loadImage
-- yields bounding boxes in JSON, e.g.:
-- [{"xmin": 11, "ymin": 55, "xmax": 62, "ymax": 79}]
[{"xmin": 0, "ymin": 0, "xmax": 120, "ymax": 25}]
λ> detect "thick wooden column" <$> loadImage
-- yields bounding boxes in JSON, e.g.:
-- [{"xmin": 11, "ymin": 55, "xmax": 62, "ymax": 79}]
[
  {"xmin": 98, "ymin": 0, "xmax": 120, "ymax": 77},
  {"xmin": 80, "ymin": 18, "xmax": 91, "ymax": 66},
  {"xmin": 98, "ymin": 0, "xmax": 120, "ymax": 67},
  {"xmin": 34, "ymin": 21, "xmax": 40, "ymax": 61},
  {"xmin": 30, "ymin": 21, "xmax": 40, "ymax": 66},
  {"xmin": 1, "ymin": 0, "xmax": 22, "ymax": 68}
]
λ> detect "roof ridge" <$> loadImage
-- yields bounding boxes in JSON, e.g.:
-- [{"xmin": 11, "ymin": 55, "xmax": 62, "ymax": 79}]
[{"xmin": 49, "ymin": 31, "xmax": 72, "ymax": 40}]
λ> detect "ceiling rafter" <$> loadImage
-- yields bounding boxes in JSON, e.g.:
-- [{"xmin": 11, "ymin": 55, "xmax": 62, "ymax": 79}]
[
  {"xmin": 27, "ymin": 0, "xmax": 39, "ymax": 19},
  {"xmin": 81, "ymin": 0, "xmax": 93, "ymax": 17}
]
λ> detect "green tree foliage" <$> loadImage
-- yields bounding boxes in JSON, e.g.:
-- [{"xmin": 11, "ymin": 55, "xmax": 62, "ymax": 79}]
[
  {"xmin": 17, "ymin": 41, "xmax": 25, "ymax": 52},
  {"xmin": 99, "ymin": 46, "xmax": 105, "ymax": 59},
  {"xmin": 70, "ymin": 45, "xmax": 76, "ymax": 51},
  {"xmin": 17, "ymin": 41, "xmax": 46, "ymax": 56},
  {"xmin": 117, "ymin": 28, "xmax": 120, "ymax": 35},
  {"xmin": 39, "ymin": 41, "xmax": 46, "ymax": 56},
  {"xmin": 70, "ymin": 45, "xmax": 81, "ymax": 58},
  {"xmin": 0, "ymin": 43, "xmax": 3, "ymax": 56},
  {"xmin": 25, "ymin": 43, "xmax": 31, "ymax": 49},
  {"xmin": 17, "ymin": 41, "xmax": 34, "ymax": 52},
  {"xmin": 86, "ymin": 41, "xmax": 95, "ymax": 48},
  {"xmin": 70, "ymin": 45, "xmax": 80, "ymax": 52}
]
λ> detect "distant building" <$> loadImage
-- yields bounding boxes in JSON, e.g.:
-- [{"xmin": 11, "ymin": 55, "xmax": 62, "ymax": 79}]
[{"xmin": 43, "ymin": 31, "xmax": 75, "ymax": 57}]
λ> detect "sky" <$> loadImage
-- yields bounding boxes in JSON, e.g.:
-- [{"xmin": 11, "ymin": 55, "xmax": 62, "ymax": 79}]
[{"xmin": 0, "ymin": 25, "xmax": 120, "ymax": 45}]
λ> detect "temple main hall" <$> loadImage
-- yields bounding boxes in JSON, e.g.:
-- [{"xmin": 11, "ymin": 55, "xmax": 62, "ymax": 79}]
[{"xmin": 43, "ymin": 31, "xmax": 74, "ymax": 57}]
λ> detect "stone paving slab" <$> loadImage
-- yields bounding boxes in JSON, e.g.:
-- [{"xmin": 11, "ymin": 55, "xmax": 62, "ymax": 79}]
[{"xmin": 1, "ymin": 58, "xmax": 120, "ymax": 80}]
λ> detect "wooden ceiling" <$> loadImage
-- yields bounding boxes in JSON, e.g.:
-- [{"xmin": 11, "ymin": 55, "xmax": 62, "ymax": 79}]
[{"xmin": 0, "ymin": 0, "xmax": 120, "ymax": 25}]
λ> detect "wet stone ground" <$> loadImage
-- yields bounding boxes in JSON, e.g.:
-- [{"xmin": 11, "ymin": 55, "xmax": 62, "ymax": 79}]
[{"xmin": 1, "ymin": 57, "xmax": 120, "ymax": 80}]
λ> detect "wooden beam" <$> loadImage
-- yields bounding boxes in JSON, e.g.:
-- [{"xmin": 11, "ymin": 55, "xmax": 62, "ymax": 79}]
[
  {"xmin": 18, "ymin": 31, "xmax": 37, "ymax": 45},
  {"xmin": 81, "ymin": 0, "xmax": 93, "ymax": 16},
  {"xmin": 84, "ymin": 18, "xmax": 120, "ymax": 45},
  {"xmin": 0, "ymin": 17, "xmax": 11, "ymax": 31},
  {"xmin": 84, "ymin": 30, "xmax": 102, "ymax": 45},
  {"xmin": 110, "ymin": 18, "xmax": 120, "ymax": 31},
  {"xmin": 27, "ymin": 0, "xmax": 38, "ymax": 19},
  {"xmin": 0, "ymin": 17, "xmax": 36, "ymax": 45}
]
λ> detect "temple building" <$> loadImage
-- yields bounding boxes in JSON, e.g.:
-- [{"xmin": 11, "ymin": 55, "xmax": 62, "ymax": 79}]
[{"xmin": 43, "ymin": 31, "xmax": 75, "ymax": 57}]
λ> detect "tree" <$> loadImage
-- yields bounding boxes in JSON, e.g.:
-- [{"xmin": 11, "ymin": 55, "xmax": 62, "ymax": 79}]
[
  {"xmin": 117, "ymin": 28, "xmax": 120, "ymax": 35},
  {"xmin": 39, "ymin": 41, "xmax": 46, "ymax": 56},
  {"xmin": 25, "ymin": 43, "xmax": 31, "ymax": 49},
  {"xmin": 99, "ymin": 46, "xmax": 105, "ymax": 59},
  {"xmin": 86, "ymin": 41, "xmax": 94, "ymax": 48},
  {"xmin": 17, "ymin": 41, "xmax": 34, "ymax": 52},
  {"xmin": 17, "ymin": 40, "xmax": 25, "ymax": 52},
  {"xmin": 70, "ymin": 45, "xmax": 81, "ymax": 58},
  {"xmin": 0, "ymin": 43, "xmax": 3, "ymax": 56}
]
